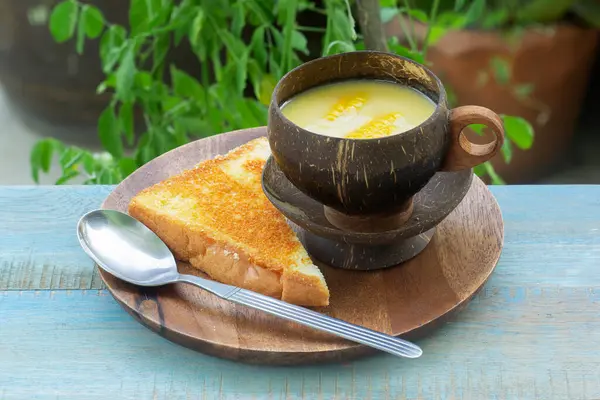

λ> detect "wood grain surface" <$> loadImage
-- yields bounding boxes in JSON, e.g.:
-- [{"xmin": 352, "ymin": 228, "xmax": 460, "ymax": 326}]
[
  {"xmin": 1, "ymin": 185, "xmax": 600, "ymax": 398},
  {"xmin": 0, "ymin": 186, "xmax": 112, "ymax": 290},
  {"xmin": 97, "ymin": 128, "xmax": 502, "ymax": 364},
  {"xmin": 1, "ymin": 286, "xmax": 600, "ymax": 399}
]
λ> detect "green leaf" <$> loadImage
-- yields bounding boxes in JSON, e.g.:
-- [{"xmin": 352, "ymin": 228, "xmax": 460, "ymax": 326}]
[
  {"xmin": 246, "ymin": 0, "xmax": 271, "ymax": 25},
  {"xmin": 171, "ymin": 66, "xmax": 205, "ymax": 101},
  {"xmin": 324, "ymin": 40, "xmax": 355, "ymax": 56},
  {"xmin": 118, "ymin": 157, "xmax": 138, "ymax": 178},
  {"xmin": 251, "ymin": 26, "xmax": 267, "ymax": 69},
  {"xmin": 258, "ymin": 74, "xmax": 277, "ymax": 106},
  {"xmin": 119, "ymin": 102, "xmax": 135, "ymax": 146},
  {"xmin": 152, "ymin": 128, "xmax": 169, "ymax": 154},
  {"xmin": 75, "ymin": 4, "xmax": 105, "ymax": 53},
  {"xmin": 203, "ymin": 94, "xmax": 226, "ymax": 133},
  {"xmin": 59, "ymin": 147, "xmax": 84, "ymax": 170},
  {"xmin": 246, "ymin": 100, "xmax": 268, "ymax": 125},
  {"xmin": 115, "ymin": 43, "xmax": 136, "ymax": 102},
  {"xmin": 93, "ymin": 152, "xmax": 114, "ymax": 168},
  {"xmin": 501, "ymin": 138, "xmax": 513, "ymax": 164},
  {"xmin": 75, "ymin": 9, "xmax": 86, "ymax": 54},
  {"xmin": 331, "ymin": 8, "xmax": 354, "ymax": 43},
  {"xmin": 100, "ymin": 25, "xmax": 127, "ymax": 73},
  {"xmin": 162, "ymin": 96, "xmax": 183, "ymax": 112},
  {"xmin": 481, "ymin": 8, "xmax": 509, "ymax": 29},
  {"xmin": 454, "ymin": 0, "xmax": 466, "ymax": 11},
  {"xmin": 484, "ymin": 162, "xmax": 505, "ymax": 185},
  {"xmin": 231, "ymin": 2, "xmax": 246, "ymax": 36},
  {"xmin": 473, "ymin": 164, "xmax": 486, "ymax": 177},
  {"xmin": 153, "ymin": 33, "xmax": 170, "ymax": 73},
  {"xmin": 436, "ymin": 11, "xmax": 467, "ymax": 29},
  {"xmin": 388, "ymin": 37, "xmax": 425, "ymax": 64},
  {"xmin": 235, "ymin": 98, "xmax": 262, "ymax": 128},
  {"xmin": 380, "ymin": 0, "xmax": 397, "ymax": 6},
  {"xmin": 291, "ymin": 30, "xmax": 309, "ymax": 55},
  {"xmin": 490, "ymin": 57, "xmax": 510, "ymax": 85},
  {"xmin": 188, "ymin": 8, "xmax": 205, "ymax": 50},
  {"xmin": 220, "ymin": 30, "xmax": 245, "ymax": 59},
  {"xmin": 147, "ymin": 0, "xmax": 171, "ymax": 30},
  {"xmin": 30, "ymin": 139, "xmax": 58, "ymax": 183},
  {"xmin": 96, "ymin": 82, "xmax": 108, "ymax": 94},
  {"xmin": 97, "ymin": 169, "xmax": 115, "ymax": 184},
  {"xmin": 98, "ymin": 105, "xmax": 123, "ymax": 158},
  {"xmin": 82, "ymin": 5, "xmax": 104, "ymax": 38},
  {"xmin": 171, "ymin": 0, "xmax": 195, "ymax": 45},
  {"xmin": 502, "ymin": 115, "xmax": 534, "ymax": 150},
  {"xmin": 517, "ymin": 0, "xmax": 575, "ymax": 24},
  {"xmin": 135, "ymin": 71, "xmax": 153, "ymax": 90},
  {"xmin": 129, "ymin": 0, "xmax": 149, "ymax": 35},
  {"xmin": 399, "ymin": 8, "xmax": 429, "ymax": 23},
  {"xmin": 81, "ymin": 153, "xmax": 95, "ymax": 174},
  {"xmin": 464, "ymin": 0, "xmax": 485, "ymax": 25},
  {"xmin": 276, "ymin": 0, "xmax": 289, "ymax": 25},
  {"xmin": 171, "ymin": 122, "xmax": 190, "ymax": 145},
  {"xmin": 49, "ymin": 0, "xmax": 78, "ymax": 43},
  {"xmin": 163, "ymin": 99, "xmax": 191, "ymax": 117},
  {"xmin": 236, "ymin": 51, "xmax": 249, "ymax": 94},
  {"xmin": 55, "ymin": 170, "xmax": 79, "ymax": 185},
  {"xmin": 342, "ymin": 0, "xmax": 357, "ymax": 40},
  {"xmin": 427, "ymin": 26, "xmax": 449, "ymax": 46},
  {"xmin": 218, "ymin": 63, "xmax": 238, "ymax": 103},
  {"xmin": 128, "ymin": 0, "xmax": 163, "ymax": 35},
  {"xmin": 134, "ymin": 132, "xmax": 153, "ymax": 165},
  {"xmin": 248, "ymin": 59, "xmax": 263, "ymax": 100},
  {"xmin": 468, "ymin": 124, "xmax": 485, "ymax": 135},
  {"xmin": 268, "ymin": 51, "xmax": 281, "ymax": 79},
  {"xmin": 177, "ymin": 117, "xmax": 212, "ymax": 136}
]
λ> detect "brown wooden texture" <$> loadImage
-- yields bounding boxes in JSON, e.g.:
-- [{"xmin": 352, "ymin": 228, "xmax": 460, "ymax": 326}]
[
  {"xmin": 442, "ymin": 105, "xmax": 505, "ymax": 172},
  {"xmin": 99, "ymin": 127, "xmax": 504, "ymax": 365}
]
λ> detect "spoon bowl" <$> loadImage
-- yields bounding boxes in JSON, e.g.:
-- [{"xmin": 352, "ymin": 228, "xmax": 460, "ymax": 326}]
[
  {"xmin": 77, "ymin": 209, "xmax": 179, "ymax": 286},
  {"xmin": 76, "ymin": 209, "xmax": 423, "ymax": 359}
]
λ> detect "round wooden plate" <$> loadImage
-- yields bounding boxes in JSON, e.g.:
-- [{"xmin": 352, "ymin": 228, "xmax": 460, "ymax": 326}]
[{"xmin": 100, "ymin": 127, "xmax": 504, "ymax": 365}]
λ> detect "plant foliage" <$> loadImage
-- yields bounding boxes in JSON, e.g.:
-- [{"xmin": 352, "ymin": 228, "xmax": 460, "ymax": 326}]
[{"xmin": 32, "ymin": 0, "xmax": 534, "ymax": 185}]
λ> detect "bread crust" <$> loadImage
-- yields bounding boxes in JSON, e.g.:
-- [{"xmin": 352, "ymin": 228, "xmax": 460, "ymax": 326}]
[{"xmin": 128, "ymin": 138, "xmax": 329, "ymax": 307}]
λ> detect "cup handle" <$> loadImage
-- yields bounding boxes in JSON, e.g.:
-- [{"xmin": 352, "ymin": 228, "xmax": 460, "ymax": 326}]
[{"xmin": 440, "ymin": 105, "xmax": 505, "ymax": 172}]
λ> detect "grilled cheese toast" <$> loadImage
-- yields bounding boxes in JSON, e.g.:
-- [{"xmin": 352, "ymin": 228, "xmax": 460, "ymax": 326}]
[{"xmin": 128, "ymin": 137, "xmax": 330, "ymax": 306}]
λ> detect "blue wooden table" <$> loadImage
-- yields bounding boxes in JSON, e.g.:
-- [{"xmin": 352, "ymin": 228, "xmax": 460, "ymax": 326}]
[{"xmin": 1, "ymin": 185, "xmax": 599, "ymax": 399}]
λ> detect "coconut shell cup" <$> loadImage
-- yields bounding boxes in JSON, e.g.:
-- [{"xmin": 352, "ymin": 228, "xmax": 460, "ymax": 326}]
[{"xmin": 267, "ymin": 51, "xmax": 504, "ymax": 230}]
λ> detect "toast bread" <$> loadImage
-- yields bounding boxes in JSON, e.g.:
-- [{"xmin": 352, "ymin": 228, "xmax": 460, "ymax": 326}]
[{"xmin": 128, "ymin": 137, "xmax": 330, "ymax": 306}]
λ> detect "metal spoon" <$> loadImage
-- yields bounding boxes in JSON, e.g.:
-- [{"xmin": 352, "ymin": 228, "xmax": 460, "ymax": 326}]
[{"xmin": 76, "ymin": 209, "xmax": 423, "ymax": 359}]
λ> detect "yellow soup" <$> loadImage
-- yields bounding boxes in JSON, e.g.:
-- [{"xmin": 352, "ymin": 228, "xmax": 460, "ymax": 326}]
[{"xmin": 281, "ymin": 80, "xmax": 436, "ymax": 140}]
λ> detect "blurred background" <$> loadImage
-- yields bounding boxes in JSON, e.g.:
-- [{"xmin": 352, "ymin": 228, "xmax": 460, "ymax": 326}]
[{"xmin": 0, "ymin": 0, "xmax": 599, "ymax": 185}]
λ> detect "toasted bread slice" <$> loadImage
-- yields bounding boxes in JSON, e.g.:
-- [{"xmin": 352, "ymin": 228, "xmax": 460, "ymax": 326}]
[{"xmin": 128, "ymin": 137, "xmax": 330, "ymax": 306}]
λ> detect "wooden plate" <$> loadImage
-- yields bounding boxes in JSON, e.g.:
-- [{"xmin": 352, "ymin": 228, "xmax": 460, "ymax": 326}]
[{"xmin": 100, "ymin": 127, "xmax": 504, "ymax": 365}]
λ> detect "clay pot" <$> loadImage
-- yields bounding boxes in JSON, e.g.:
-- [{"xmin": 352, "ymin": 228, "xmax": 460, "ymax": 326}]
[
  {"xmin": 0, "ymin": 0, "xmax": 202, "ymax": 144},
  {"xmin": 387, "ymin": 20, "xmax": 599, "ymax": 183}
]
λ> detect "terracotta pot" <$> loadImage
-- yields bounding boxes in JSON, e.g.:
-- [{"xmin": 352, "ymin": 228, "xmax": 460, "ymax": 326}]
[
  {"xmin": 0, "ymin": 0, "xmax": 203, "ymax": 144},
  {"xmin": 386, "ymin": 20, "xmax": 599, "ymax": 183}
]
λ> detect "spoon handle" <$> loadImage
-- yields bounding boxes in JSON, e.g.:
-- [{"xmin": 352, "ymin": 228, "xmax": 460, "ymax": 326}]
[
  {"xmin": 177, "ymin": 274, "xmax": 421, "ymax": 358},
  {"xmin": 228, "ymin": 289, "xmax": 422, "ymax": 359}
]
